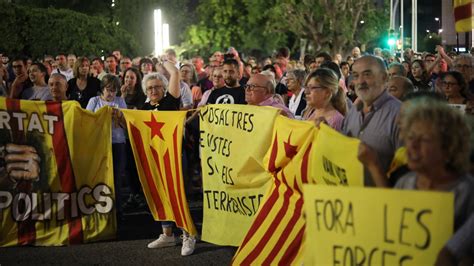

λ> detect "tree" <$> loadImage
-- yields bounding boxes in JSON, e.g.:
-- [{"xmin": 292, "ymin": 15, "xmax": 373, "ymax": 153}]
[
  {"xmin": 267, "ymin": 0, "xmax": 389, "ymax": 55},
  {"xmin": 0, "ymin": 2, "xmax": 139, "ymax": 59},
  {"xmin": 182, "ymin": 0, "xmax": 288, "ymax": 58}
]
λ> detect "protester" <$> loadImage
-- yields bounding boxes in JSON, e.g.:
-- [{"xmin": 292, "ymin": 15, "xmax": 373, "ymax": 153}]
[
  {"xmin": 20, "ymin": 62, "xmax": 53, "ymax": 100},
  {"xmin": 8, "ymin": 56, "xmax": 33, "ymax": 99},
  {"xmin": 119, "ymin": 56, "xmax": 133, "ymax": 79},
  {"xmin": 54, "ymin": 53, "xmax": 74, "ymax": 81},
  {"xmin": 387, "ymin": 76, "xmax": 414, "ymax": 101},
  {"xmin": 139, "ymin": 57, "xmax": 155, "ymax": 77},
  {"xmin": 410, "ymin": 59, "xmax": 432, "ymax": 91},
  {"xmin": 197, "ymin": 66, "xmax": 224, "ymax": 107},
  {"xmin": 359, "ymin": 96, "xmax": 474, "ymax": 231},
  {"xmin": 180, "ymin": 63, "xmax": 201, "ymax": 108},
  {"xmin": 141, "ymin": 62, "xmax": 180, "ymax": 110},
  {"xmin": 86, "ymin": 74, "xmax": 127, "ymax": 222},
  {"xmin": 105, "ymin": 54, "xmax": 119, "ymax": 76},
  {"xmin": 286, "ymin": 69, "xmax": 307, "ymax": 119},
  {"xmin": 453, "ymin": 53, "xmax": 474, "ymax": 94},
  {"xmin": 244, "ymin": 73, "xmax": 293, "ymax": 118},
  {"xmin": 67, "ymin": 57, "xmax": 101, "ymax": 108},
  {"xmin": 342, "ymin": 55, "xmax": 401, "ymax": 186},
  {"xmin": 67, "ymin": 54, "xmax": 77, "ymax": 69},
  {"xmin": 144, "ymin": 62, "xmax": 197, "ymax": 257},
  {"xmin": 441, "ymin": 71, "xmax": 469, "ymax": 105},
  {"xmin": 49, "ymin": 73, "xmax": 68, "ymax": 101},
  {"xmin": 387, "ymin": 62, "xmax": 407, "ymax": 78},
  {"xmin": 120, "ymin": 67, "xmax": 146, "ymax": 109},
  {"xmin": 206, "ymin": 59, "xmax": 246, "ymax": 104},
  {"xmin": 92, "ymin": 57, "xmax": 107, "ymax": 81},
  {"xmin": 302, "ymin": 68, "xmax": 346, "ymax": 130}
]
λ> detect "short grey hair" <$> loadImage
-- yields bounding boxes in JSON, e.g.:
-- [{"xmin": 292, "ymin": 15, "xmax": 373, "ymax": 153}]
[
  {"xmin": 259, "ymin": 70, "xmax": 276, "ymax": 94},
  {"xmin": 287, "ymin": 69, "xmax": 306, "ymax": 86},
  {"xmin": 454, "ymin": 53, "xmax": 474, "ymax": 66},
  {"xmin": 388, "ymin": 62, "xmax": 407, "ymax": 77},
  {"xmin": 142, "ymin": 72, "xmax": 169, "ymax": 94}
]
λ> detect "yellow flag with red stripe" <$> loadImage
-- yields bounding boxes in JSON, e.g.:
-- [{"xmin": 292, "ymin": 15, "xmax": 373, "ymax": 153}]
[
  {"xmin": 0, "ymin": 98, "xmax": 115, "ymax": 246},
  {"xmin": 232, "ymin": 115, "xmax": 317, "ymax": 265},
  {"xmin": 454, "ymin": 0, "xmax": 474, "ymax": 32},
  {"xmin": 122, "ymin": 110, "xmax": 197, "ymax": 236}
]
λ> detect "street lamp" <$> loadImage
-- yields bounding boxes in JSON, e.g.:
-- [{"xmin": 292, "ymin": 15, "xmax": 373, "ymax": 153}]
[{"xmin": 154, "ymin": 9, "xmax": 163, "ymax": 57}]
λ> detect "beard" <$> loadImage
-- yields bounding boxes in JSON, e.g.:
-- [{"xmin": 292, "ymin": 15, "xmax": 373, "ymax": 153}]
[{"xmin": 225, "ymin": 77, "xmax": 237, "ymax": 87}]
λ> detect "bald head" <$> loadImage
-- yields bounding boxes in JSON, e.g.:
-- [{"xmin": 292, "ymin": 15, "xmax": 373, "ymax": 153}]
[
  {"xmin": 245, "ymin": 74, "xmax": 274, "ymax": 105},
  {"xmin": 352, "ymin": 55, "xmax": 388, "ymax": 106},
  {"xmin": 387, "ymin": 76, "xmax": 414, "ymax": 100}
]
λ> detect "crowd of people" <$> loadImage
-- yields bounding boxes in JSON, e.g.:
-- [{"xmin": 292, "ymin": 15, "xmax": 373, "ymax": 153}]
[{"xmin": 0, "ymin": 45, "xmax": 473, "ymax": 263}]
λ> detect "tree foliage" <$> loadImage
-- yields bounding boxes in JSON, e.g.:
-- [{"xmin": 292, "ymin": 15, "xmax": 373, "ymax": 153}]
[
  {"xmin": 183, "ymin": 0, "xmax": 389, "ymax": 58},
  {"xmin": 182, "ymin": 0, "xmax": 288, "ymax": 58},
  {"xmin": 268, "ymin": 0, "xmax": 389, "ymax": 55},
  {"xmin": 0, "ymin": 2, "xmax": 139, "ymax": 59}
]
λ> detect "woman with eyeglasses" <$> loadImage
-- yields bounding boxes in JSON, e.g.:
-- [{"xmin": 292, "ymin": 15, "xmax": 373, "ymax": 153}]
[
  {"xmin": 86, "ymin": 74, "xmax": 127, "ymax": 222},
  {"xmin": 141, "ymin": 61, "xmax": 180, "ymax": 110},
  {"xmin": 440, "ymin": 71, "xmax": 469, "ymax": 105},
  {"xmin": 142, "ymin": 62, "xmax": 197, "ymax": 256},
  {"xmin": 302, "ymin": 68, "xmax": 347, "ymax": 131}
]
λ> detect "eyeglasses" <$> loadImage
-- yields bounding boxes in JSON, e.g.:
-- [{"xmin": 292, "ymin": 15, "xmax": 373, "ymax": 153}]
[
  {"xmin": 442, "ymin": 81, "xmax": 458, "ymax": 87},
  {"xmin": 244, "ymin": 84, "xmax": 266, "ymax": 92},
  {"xmin": 146, "ymin": 85, "xmax": 164, "ymax": 92}
]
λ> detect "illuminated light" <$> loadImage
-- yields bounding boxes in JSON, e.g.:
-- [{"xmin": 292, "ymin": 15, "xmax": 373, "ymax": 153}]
[
  {"xmin": 163, "ymin": 23, "xmax": 170, "ymax": 50},
  {"xmin": 116, "ymin": 21, "xmax": 120, "ymax": 26},
  {"xmin": 426, "ymin": 29, "xmax": 430, "ymax": 33},
  {"xmin": 360, "ymin": 20, "xmax": 365, "ymax": 24},
  {"xmin": 154, "ymin": 9, "xmax": 163, "ymax": 57},
  {"xmin": 388, "ymin": 38, "xmax": 396, "ymax": 46},
  {"xmin": 439, "ymin": 29, "xmax": 443, "ymax": 33},
  {"xmin": 435, "ymin": 17, "xmax": 439, "ymax": 21}
]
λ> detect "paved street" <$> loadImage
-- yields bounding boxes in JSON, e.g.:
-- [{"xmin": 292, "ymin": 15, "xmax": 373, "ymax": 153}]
[{"xmin": 0, "ymin": 199, "xmax": 237, "ymax": 265}]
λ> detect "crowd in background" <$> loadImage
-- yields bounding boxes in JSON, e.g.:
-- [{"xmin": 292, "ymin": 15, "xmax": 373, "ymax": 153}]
[{"xmin": 0, "ymin": 45, "xmax": 473, "ymax": 263}]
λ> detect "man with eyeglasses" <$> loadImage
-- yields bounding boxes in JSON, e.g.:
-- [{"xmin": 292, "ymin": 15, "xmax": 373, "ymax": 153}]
[
  {"xmin": 245, "ymin": 73, "xmax": 293, "ymax": 118},
  {"xmin": 206, "ymin": 59, "xmax": 246, "ymax": 105},
  {"xmin": 453, "ymin": 54, "xmax": 474, "ymax": 94}
]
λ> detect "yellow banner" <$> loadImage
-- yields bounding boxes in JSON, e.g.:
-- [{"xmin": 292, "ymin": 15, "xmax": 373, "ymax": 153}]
[
  {"xmin": 303, "ymin": 185, "xmax": 453, "ymax": 265},
  {"xmin": 233, "ymin": 115, "xmax": 316, "ymax": 265},
  {"xmin": 310, "ymin": 123, "xmax": 363, "ymax": 186},
  {"xmin": 0, "ymin": 98, "xmax": 115, "ymax": 246},
  {"xmin": 122, "ymin": 109, "xmax": 196, "ymax": 236},
  {"xmin": 200, "ymin": 104, "xmax": 278, "ymax": 246}
]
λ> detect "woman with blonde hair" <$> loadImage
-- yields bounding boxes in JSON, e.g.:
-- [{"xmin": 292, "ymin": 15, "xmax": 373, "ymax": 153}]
[{"xmin": 302, "ymin": 68, "xmax": 346, "ymax": 131}]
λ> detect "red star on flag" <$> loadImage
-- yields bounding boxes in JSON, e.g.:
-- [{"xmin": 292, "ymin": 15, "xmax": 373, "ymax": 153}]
[
  {"xmin": 284, "ymin": 133, "xmax": 298, "ymax": 159},
  {"xmin": 144, "ymin": 113, "xmax": 165, "ymax": 140}
]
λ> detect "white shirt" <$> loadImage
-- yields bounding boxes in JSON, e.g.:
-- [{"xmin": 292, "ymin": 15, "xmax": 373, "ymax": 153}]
[{"xmin": 289, "ymin": 89, "xmax": 304, "ymax": 119}]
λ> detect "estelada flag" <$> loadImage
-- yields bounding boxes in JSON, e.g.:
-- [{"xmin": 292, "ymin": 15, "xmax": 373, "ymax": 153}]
[
  {"xmin": 0, "ymin": 98, "xmax": 116, "ymax": 246},
  {"xmin": 232, "ymin": 116, "xmax": 317, "ymax": 265},
  {"xmin": 122, "ymin": 110, "xmax": 197, "ymax": 236},
  {"xmin": 454, "ymin": 0, "xmax": 474, "ymax": 32},
  {"xmin": 310, "ymin": 123, "xmax": 363, "ymax": 186}
]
